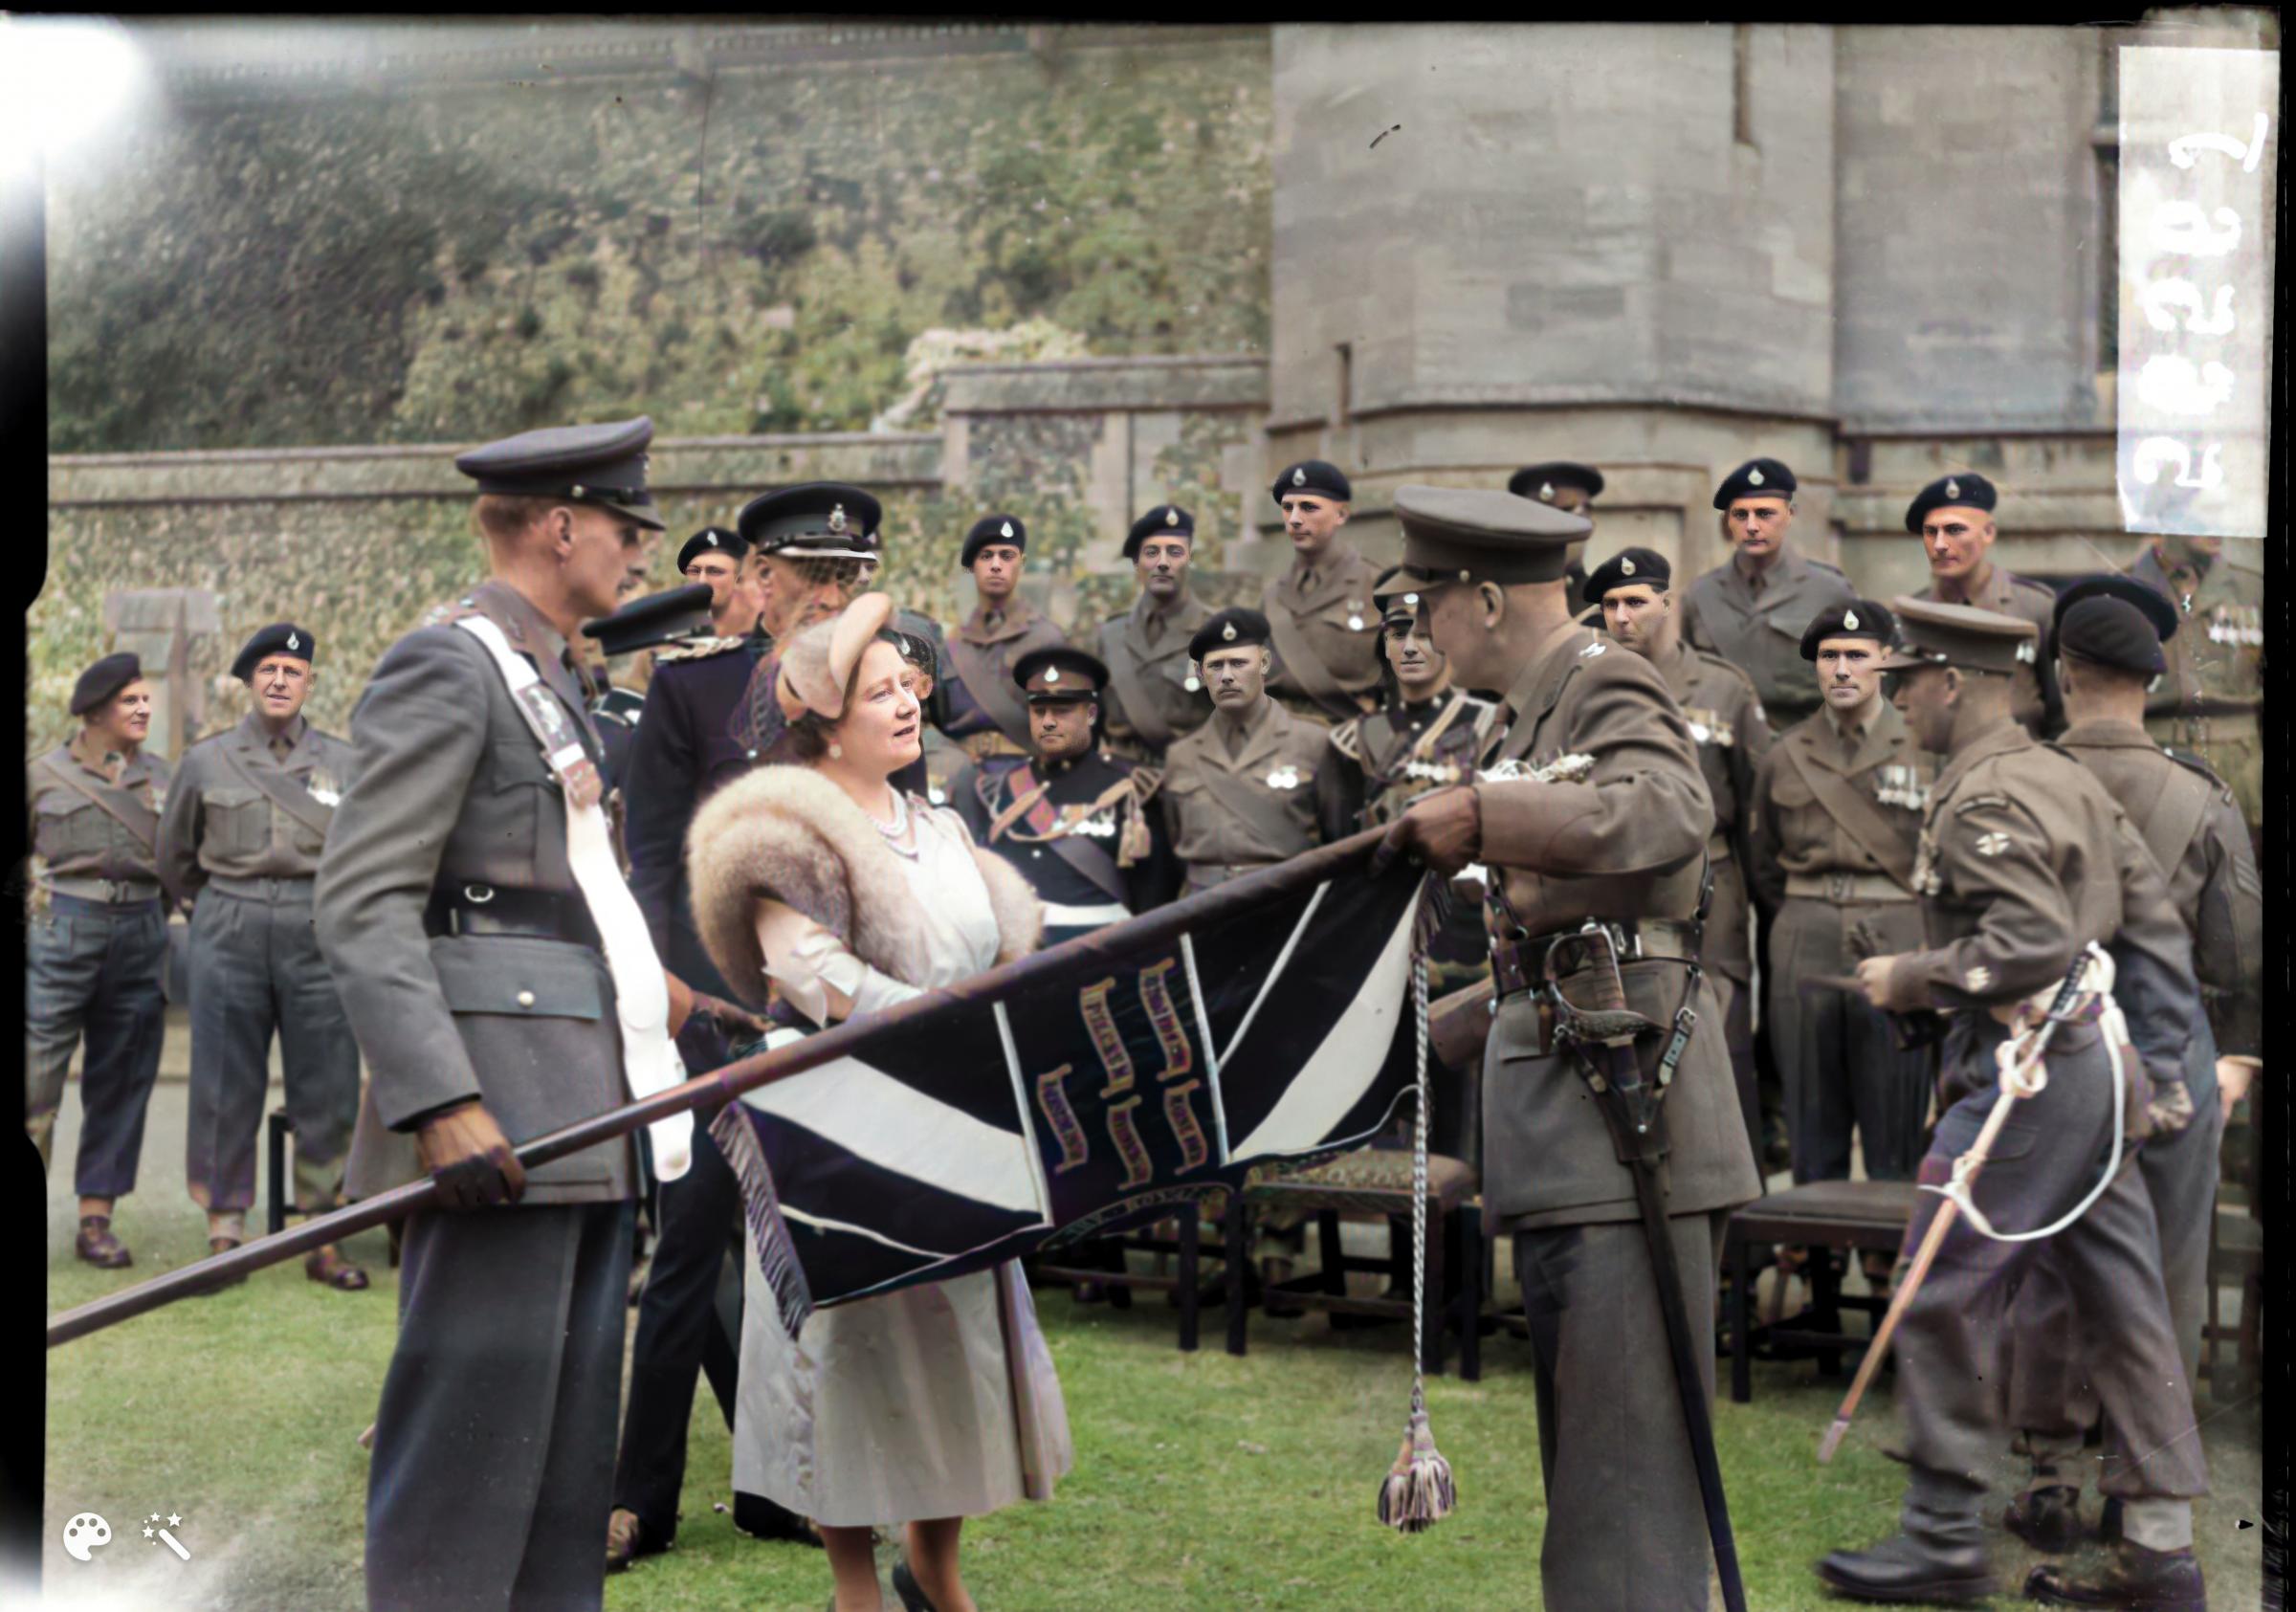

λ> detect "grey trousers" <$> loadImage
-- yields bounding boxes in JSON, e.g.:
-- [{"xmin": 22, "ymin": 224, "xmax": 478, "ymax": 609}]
[
  {"xmin": 1514, "ymin": 1212, "xmax": 1728, "ymax": 1612},
  {"xmin": 25, "ymin": 896, "xmax": 166, "ymax": 1198},
  {"xmin": 1894, "ymin": 1020, "xmax": 2208, "ymax": 1547},
  {"xmin": 368, "ymin": 1202, "xmax": 633, "ymax": 1612},
  {"xmin": 1768, "ymin": 897, "xmax": 1933, "ymax": 1182},
  {"xmin": 185, "ymin": 885, "xmax": 361, "ymax": 1214}
]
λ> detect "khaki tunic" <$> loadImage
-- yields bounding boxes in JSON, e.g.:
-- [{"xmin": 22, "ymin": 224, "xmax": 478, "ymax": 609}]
[
  {"xmin": 1914, "ymin": 563, "xmax": 2062, "ymax": 738},
  {"xmin": 2130, "ymin": 543, "xmax": 2264, "ymax": 833},
  {"xmin": 1676, "ymin": 542, "xmax": 1856, "ymax": 731},
  {"xmin": 1159, "ymin": 698, "xmax": 1333, "ymax": 891},
  {"xmin": 1093, "ymin": 592, "xmax": 1215, "ymax": 765},
  {"xmin": 1261, "ymin": 539, "xmax": 1386, "ymax": 724},
  {"xmin": 941, "ymin": 597, "xmax": 1069, "ymax": 752},
  {"xmin": 28, "ymin": 737, "xmax": 170, "ymax": 898},
  {"xmin": 156, "ymin": 715, "xmax": 360, "ymax": 900},
  {"xmin": 1649, "ymin": 639, "xmax": 1770, "ymax": 984}
]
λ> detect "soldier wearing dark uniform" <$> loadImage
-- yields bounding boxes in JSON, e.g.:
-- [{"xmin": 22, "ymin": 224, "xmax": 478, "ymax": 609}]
[
  {"xmin": 318, "ymin": 417, "xmax": 709, "ymax": 1612},
  {"xmin": 1998, "ymin": 577, "xmax": 2261, "ymax": 1557},
  {"xmin": 1262, "ymin": 460, "xmax": 1385, "ymax": 725},
  {"xmin": 156, "ymin": 623, "xmax": 367, "ymax": 1291},
  {"xmin": 1508, "ymin": 460, "xmax": 1604, "ymax": 607},
  {"xmin": 2129, "ymin": 534, "xmax": 2263, "ymax": 846},
  {"xmin": 940, "ymin": 513, "xmax": 1069, "ymax": 767},
  {"xmin": 27, "ymin": 653, "xmax": 172, "ymax": 1270},
  {"xmin": 949, "ymin": 647, "xmax": 1178, "ymax": 947},
  {"xmin": 579, "ymin": 583, "xmax": 715, "ymax": 830},
  {"xmin": 1677, "ymin": 457, "xmax": 1857, "ymax": 732},
  {"xmin": 1747, "ymin": 602, "xmax": 1939, "ymax": 1203},
  {"xmin": 1094, "ymin": 504, "xmax": 1215, "ymax": 765},
  {"xmin": 1318, "ymin": 575, "xmax": 1497, "ymax": 838},
  {"xmin": 1816, "ymin": 598, "xmax": 2210, "ymax": 1611},
  {"xmin": 1159, "ymin": 608, "xmax": 1341, "ymax": 894},
  {"xmin": 1584, "ymin": 546, "xmax": 1773, "ymax": 1165},
  {"xmin": 1377, "ymin": 485, "xmax": 1761, "ymax": 1612},
  {"xmin": 1906, "ymin": 473, "xmax": 2061, "ymax": 738}
]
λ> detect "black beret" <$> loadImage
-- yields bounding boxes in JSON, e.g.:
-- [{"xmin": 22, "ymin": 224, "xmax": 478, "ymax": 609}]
[
  {"xmin": 1013, "ymin": 646, "xmax": 1109, "ymax": 702},
  {"xmin": 581, "ymin": 583, "xmax": 715, "ymax": 658},
  {"xmin": 1509, "ymin": 462, "xmax": 1605, "ymax": 503},
  {"xmin": 1799, "ymin": 600, "xmax": 1897, "ymax": 661},
  {"xmin": 231, "ymin": 623, "xmax": 318, "ymax": 682},
  {"xmin": 738, "ymin": 483, "xmax": 884, "ymax": 560},
  {"xmin": 677, "ymin": 527, "xmax": 747, "ymax": 572},
  {"xmin": 1124, "ymin": 503, "xmax": 1195, "ymax": 562},
  {"xmin": 70, "ymin": 652, "xmax": 144, "ymax": 717},
  {"xmin": 960, "ymin": 514, "xmax": 1027, "ymax": 570},
  {"xmin": 1904, "ymin": 473, "xmax": 1998, "ymax": 534},
  {"xmin": 453, "ymin": 416, "xmax": 665, "ymax": 532},
  {"xmin": 1713, "ymin": 457, "xmax": 1798, "ymax": 510},
  {"xmin": 1392, "ymin": 485, "xmax": 1589, "ymax": 587},
  {"xmin": 1580, "ymin": 547, "xmax": 1671, "ymax": 605},
  {"xmin": 1272, "ymin": 460, "xmax": 1352, "ymax": 505},
  {"xmin": 1189, "ymin": 607, "xmax": 1272, "ymax": 663},
  {"xmin": 2056, "ymin": 597, "xmax": 2167, "ymax": 676},
  {"xmin": 2050, "ymin": 574, "xmax": 2178, "ymax": 644}
]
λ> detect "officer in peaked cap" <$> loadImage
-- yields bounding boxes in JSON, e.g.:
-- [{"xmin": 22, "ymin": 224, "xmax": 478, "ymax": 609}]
[
  {"xmin": 1905, "ymin": 472, "xmax": 2061, "ymax": 740},
  {"xmin": 1509, "ymin": 461, "xmax": 1606, "ymax": 600},
  {"xmin": 1096, "ymin": 503, "xmax": 1213, "ymax": 765},
  {"xmin": 1818, "ymin": 592, "xmax": 2209, "ymax": 1608},
  {"xmin": 1376, "ymin": 483, "xmax": 1759, "ymax": 1611},
  {"xmin": 1263, "ymin": 460, "xmax": 1385, "ymax": 727},
  {"xmin": 580, "ymin": 583, "xmax": 718, "ymax": 796},
  {"xmin": 453, "ymin": 414, "xmax": 669, "ymax": 533},
  {"xmin": 943, "ymin": 513, "xmax": 1069, "ymax": 765},
  {"xmin": 736, "ymin": 481, "xmax": 884, "ymax": 561},
  {"xmin": 1676, "ymin": 457, "xmax": 1856, "ymax": 734}
]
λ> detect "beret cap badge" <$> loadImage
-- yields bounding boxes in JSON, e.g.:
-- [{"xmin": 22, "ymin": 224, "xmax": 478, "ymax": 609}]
[
  {"xmin": 1748, "ymin": 466, "xmax": 1764, "ymax": 486},
  {"xmin": 287, "ymin": 631, "xmax": 300, "ymax": 651},
  {"xmin": 1843, "ymin": 609, "xmax": 1859, "ymax": 631},
  {"xmin": 1000, "ymin": 520, "xmax": 1014, "ymax": 539},
  {"xmin": 1222, "ymin": 622, "xmax": 1238, "ymax": 642},
  {"xmin": 1292, "ymin": 467, "xmax": 1307, "ymax": 487},
  {"xmin": 1621, "ymin": 557, "xmax": 1636, "ymax": 576},
  {"xmin": 1166, "ymin": 508, "xmax": 1181, "ymax": 525},
  {"xmin": 1945, "ymin": 477, "xmax": 1961, "ymax": 499},
  {"xmin": 1538, "ymin": 482, "xmax": 1555, "ymax": 502}
]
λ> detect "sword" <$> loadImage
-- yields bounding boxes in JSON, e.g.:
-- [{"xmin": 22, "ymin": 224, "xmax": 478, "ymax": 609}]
[{"xmin": 1543, "ymin": 924, "xmax": 1749, "ymax": 1612}]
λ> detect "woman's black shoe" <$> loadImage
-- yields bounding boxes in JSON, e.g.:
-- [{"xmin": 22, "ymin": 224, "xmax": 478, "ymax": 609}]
[{"xmin": 892, "ymin": 1557, "xmax": 938, "ymax": 1612}]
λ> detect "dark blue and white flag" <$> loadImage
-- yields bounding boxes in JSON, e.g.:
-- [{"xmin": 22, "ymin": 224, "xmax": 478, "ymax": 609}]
[{"xmin": 713, "ymin": 855, "xmax": 1425, "ymax": 1336}]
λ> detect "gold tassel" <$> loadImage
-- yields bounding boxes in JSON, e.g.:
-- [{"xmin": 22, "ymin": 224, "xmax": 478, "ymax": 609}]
[
  {"xmin": 1117, "ymin": 798, "xmax": 1151, "ymax": 869},
  {"xmin": 1376, "ymin": 1408, "xmax": 1457, "ymax": 1534}
]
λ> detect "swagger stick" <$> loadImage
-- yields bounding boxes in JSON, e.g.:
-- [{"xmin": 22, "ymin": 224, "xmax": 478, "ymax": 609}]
[
  {"xmin": 51, "ymin": 827, "xmax": 1397, "ymax": 1348},
  {"xmin": 1815, "ymin": 946, "xmax": 2103, "ymax": 1464}
]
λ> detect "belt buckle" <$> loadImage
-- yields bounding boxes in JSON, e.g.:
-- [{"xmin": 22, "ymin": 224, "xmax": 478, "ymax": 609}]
[{"xmin": 463, "ymin": 883, "xmax": 496, "ymax": 905}]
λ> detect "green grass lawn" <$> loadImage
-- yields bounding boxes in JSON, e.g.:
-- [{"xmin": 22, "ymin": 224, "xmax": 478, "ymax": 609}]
[{"xmin": 44, "ymin": 1092, "xmax": 2270, "ymax": 1610}]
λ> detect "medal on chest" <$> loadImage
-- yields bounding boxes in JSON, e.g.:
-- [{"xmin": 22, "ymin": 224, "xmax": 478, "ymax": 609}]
[
  {"xmin": 306, "ymin": 766, "xmax": 343, "ymax": 808},
  {"xmin": 1477, "ymin": 751, "xmax": 1595, "ymax": 785},
  {"xmin": 1057, "ymin": 803, "xmax": 1119, "ymax": 839},
  {"xmin": 1874, "ymin": 764, "xmax": 1929, "ymax": 812},
  {"xmin": 1399, "ymin": 757, "xmax": 1465, "ymax": 786},
  {"xmin": 1345, "ymin": 598, "xmax": 1367, "ymax": 632},
  {"xmin": 1265, "ymin": 764, "xmax": 1304, "ymax": 792},
  {"xmin": 1684, "ymin": 706, "xmax": 1734, "ymax": 747},
  {"xmin": 1910, "ymin": 829, "xmax": 1943, "ymax": 896}
]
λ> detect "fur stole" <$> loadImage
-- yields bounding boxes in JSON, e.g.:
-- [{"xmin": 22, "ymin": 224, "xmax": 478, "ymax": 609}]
[{"xmin": 685, "ymin": 764, "xmax": 1044, "ymax": 1007}]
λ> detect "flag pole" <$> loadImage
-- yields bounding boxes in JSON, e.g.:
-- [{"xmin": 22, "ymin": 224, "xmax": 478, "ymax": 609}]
[{"xmin": 49, "ymin": 827, "xmax": 1398, "ymax": 1348}]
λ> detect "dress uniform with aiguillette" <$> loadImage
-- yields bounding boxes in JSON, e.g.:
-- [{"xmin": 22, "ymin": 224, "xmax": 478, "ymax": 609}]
[
  {"xmin": 156, "ymin": 623, "xmax": 367, "ymax": 1280},
  {"xmin": 941, "ymin": 513, "xmax": 1070, "ymax": 762},
  {"xmin": 582, "ymin": 582, "xmax": 716, "ymax": 801},
  {"xmin": 317, "ymin": 417, "xmax": 679, "ymax": 1612},
  {"xmin": 1262, "ymin": 460, "xmax": 1386, "ymax": 724},
  {"xmin": 1159, "ymin": 609, "xmax": 1337, "ymax": 894},
  {"xmin": 948, "ymin": 647, "xmax": 1180, "ymax": 947},
  {"xmin": 25, "ymin": 652, "xmax": 173, "ymax": 1267},
  {"xmin": 2130, "ymin": 535, "xmax": 2264, "ymax": 842},
  {"xmin": 1319, "ymin": 579, "xmax": 1497, "ymax": 837},
  {"xmin": 1677, "ymin": 458, "xmax": 1857, "ymax": 731},
  {"xmin": 1094, "ymin": 504, "xmax": 1215, "ymax": 764},
  {"xmin": 1906, "ymin": 474, "xmax": 2062, "ymax": 738},
  {"xmin": 1393, "ymin": 486, "xmax": 1761, "ymax": 1611}
]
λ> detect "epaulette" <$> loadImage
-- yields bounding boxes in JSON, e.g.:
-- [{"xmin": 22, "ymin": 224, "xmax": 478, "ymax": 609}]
[
  {"xmin": 1807, "ymin": 556, "xmax": 1850, "ymax": 579},
  {"xmin": 653, "ymin": 635, "xmax": 748, "ymax": 665},
  {"xmin": 2002, "ymin": 571, "xmax": 2058, "ymax": 603},
  {"xmin": 2162, "ymin": 744, "xmax": 2232, "ymax": 796},
  {"xmin": 1328, "ymin": 717, "xmax": 1364, "ymax": 762},
  {"xmin": 1692, "ymin": 648, "xmax": 1761, "ymax": 699}
]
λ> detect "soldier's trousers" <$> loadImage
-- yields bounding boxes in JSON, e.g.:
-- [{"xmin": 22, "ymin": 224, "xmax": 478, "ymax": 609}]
[
  {"xmin": 368, "ymin": 1201, "xmax": 632, "ymax": 1612},
  {"xmin": 1769, "ymin": 896, "xmax": 1932, "ymax": 1182},
  {"xmin": 1514, "ymin": 1211, "xmax": 1728, "ymax": 1612},
  {"xmin": 1703, "ymin": 856, "xmax": 1760, "ymax": 1165},
  {"xmin": 25, "ymin": 894, "xmax": 166, "ymax": 1198},
  {"xmin": 185, "ymin": 884, "xmax": 361, "ymax": 1216},
  {"xmin": 1893, "ymin": 1019, "xmax": 2207, "ymax": 1546},
  {"xmin": 2006, "ymin": 1044, "xmax": 2223, "ymax": 1461}
]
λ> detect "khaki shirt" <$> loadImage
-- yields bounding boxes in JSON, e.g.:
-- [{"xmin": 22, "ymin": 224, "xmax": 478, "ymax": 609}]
[
  {"xmin": 2130, "ymin": 543, "xmax": 2263, "ymax": 719},
  {"xmin": 2055, "ymin": 719, "xmax": 2262, "ymax": 1059},
  {"xmin": 1094, "ymin": 591, "xmax": 1215, "ymax": 763},
  {"xmin": 156, "ymin": 713, "xmax": 361, "ymax": 901},
  {"xmin": 1649, "ymin": 638, "xmax": 1771, "ymax": 865},
  {"xmin": 1262, "ymin": 539, "xmax": 1387, "ymax": 722},
  {"xmin": 941, "ymin": 597, "xmax": 1069, "ymax": 746},
  {"xmin": 1747, "ymin": 701, "xmax": 1936, "ymax": 914},
  {"xmin": 1915, "ymin": 563, "xmax": 2062, "ymax": 738},
  {"xmin": 27, "ymin": 733, "xmax": 170, "ymax": 890},
  {"xmin": 1160, "ymin": 697, "xmax": 1333, "ymax": 887},
  {"xmin": 1676, "ymin": 542, "xmax": 1856, "ymax": 729}
]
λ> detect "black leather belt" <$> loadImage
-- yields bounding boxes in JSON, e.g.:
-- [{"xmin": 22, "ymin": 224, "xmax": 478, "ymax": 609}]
[
  {"xmin": 424, "ymin": 883, "xmax": 600, "ymax": 948},
  {"xmin": 1490, "ymin": 917, "xmax": 1697, "ymax": 1001}
]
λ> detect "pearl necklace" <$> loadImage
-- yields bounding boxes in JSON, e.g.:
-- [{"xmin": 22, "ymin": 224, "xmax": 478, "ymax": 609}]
[{"xmin": 869, "ymin": 788, "xmax": 919, "ymax": 858}]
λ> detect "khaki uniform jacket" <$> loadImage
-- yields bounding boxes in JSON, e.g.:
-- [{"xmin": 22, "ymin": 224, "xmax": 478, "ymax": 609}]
[
  {"xmin": 1650, "ymin": 641, "xmax": 1770, "ymax": 869},
  {"xmin": 2130, "ymin": 544, "xmax": 2263, "ymax": 721},
  {"xmin": 1747, "ymin": 702, "xmax": 1935, "ymax": 917},
  {"xmin": 27, "ymin": 736, "xmax": 170, "ymax": 894},
  {"xmin": 1160, "ymin": 697, "xmax": 1334, "ymax": 890},
  {"xmin": 1262, "ymin": 540, "xmax": 1386, "ymax": 723},
  {"xmin": 941, "ymin": 597, "xmax": 1069, "ymax": 747},
  {"xmin": 1093, "ymin": 592, "xmax": 1215, "ymax": 762},
  {"xmin": 1472, "ymin": 620, "xmax": 1761, "ymax": 1227},
  {"xmin": 1915, "ymin": 563, "xmax": 2062, "ymax": 738},
  {"xmin": 156, "ymin": 714, "xmax": 360, "ymax": 902},
  {"xmin": 317, "ymin": 578, "xmax": 638, "ymax": 1205},
  {"xmin": 2054, "ymin": 719, "xmax": 2262, "ymax": 1059},
  {"xmin": 1676, "ymin": 542, "xmax": 1856, "ymax": 729}
]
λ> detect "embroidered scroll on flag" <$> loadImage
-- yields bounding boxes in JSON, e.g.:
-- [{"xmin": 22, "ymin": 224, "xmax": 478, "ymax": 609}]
[{"xmin": 713, "ymin": 856, "xmax": 1426, "ymax": 1336}]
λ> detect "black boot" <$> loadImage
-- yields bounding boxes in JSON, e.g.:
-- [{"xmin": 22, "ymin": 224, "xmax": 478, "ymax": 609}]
[
  {"xmin": 2025, "ymin": 1538, "xmax": 2206, "ymax": 1611},
  {"xmin": 2005, "ymin": 1484, "xmax": 2086, "ymax": 1555},
  {"xmin": 1815, "ymin": 1532, "xmax": 1997, "ymax": 1604}
]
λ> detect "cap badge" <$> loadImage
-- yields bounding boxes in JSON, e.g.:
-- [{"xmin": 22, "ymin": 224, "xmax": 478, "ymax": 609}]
[
  {"xmin": 1222, "ymin": 622, "xmax": 1238, "ymax": 642},
  {"xmin": 1842, "ymin": 609, "xmax": 1859, "ymax": 631},
  {"xmin": 1184, "ymin": 674, "xmax": 1202, "ymax": 692},
  {"xmin": 1538, "ymin": 482, "xmax": 1555, "ymax": 502},
  {"xmin": 1045, "ymin": 666, "xmax": 1060, "ymax": 685},
  {"xmin": 705, "ymin": 532, "xmax": 718, "ymax": 547},
  {"xmin": 1292, "ymin": 467, "xmax": 1307, "ymax": 487},
  {"xmin": 1000, "ymin": 520, "xmax": 1014, "ymax": 539},
  {"xmin": 1976, "ymin": 831, "xmax": 2010, "ymax": 857},
  {"xmin": 286, "ymin": 631, "xmax": 300, "ymax": 651},
  {"xmin": 1621, "ymin": 557, "xmax": 1636, "ymax": 577},
  {"xmin": 1944, "ymin": 477, "xmax": 1961, "ymax": 499},
  {"xmin": 828, "ymin": 504, "xmax": 848, "ymax": 535},
  {"xmin": 569, "ymin": 484, "xmax": 587, "ymax": 499},
  {"xmin": 1747, "ymin": 466, "xmax": 1765, "ymax": 486},
  {"xmin": 1166, "ymin": 507, "xmax": 1181, "ymax": 526},
  {"xmin": 1403, "ymin": 593, "xmax": 1420, "ymax": 608}
]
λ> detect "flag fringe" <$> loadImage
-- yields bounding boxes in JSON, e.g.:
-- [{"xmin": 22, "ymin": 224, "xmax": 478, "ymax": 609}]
[{"xmin": 709, "ymin": 1101, "xmax": 816, "ymax": 1338}]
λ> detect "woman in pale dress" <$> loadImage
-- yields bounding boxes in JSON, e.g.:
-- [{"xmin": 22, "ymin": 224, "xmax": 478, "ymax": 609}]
[{"xmin": 685, "ymin": 594, "xmax": 1071, "ymax": 1612}]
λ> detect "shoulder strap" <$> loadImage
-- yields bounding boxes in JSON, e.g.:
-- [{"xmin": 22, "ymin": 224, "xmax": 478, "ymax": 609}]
[
  {"xmin": 2137, "ymin": 762, "xmax": 2213, "ymax": 883},
  {"xmin": 216, "ymin": 741, "xmax": 336, "ymax": 840},
  {"xmin": 34, "ymin": 751, "xmax": 159, "ymax": 849},
  {"xmin": 1101, "ymin": 628, "xmax": 1179, "ymax": 751},
  {"xmin": 1264, "ymin": 593, "xmax": 1359, "ymax": 719},
  {"xmin": 945, "ymin": 634, "xmax": 1036, "ymax": 747},
  {"xmin": 1777, "ymin": 737, "xmax": 1917, "ymax": 891}
]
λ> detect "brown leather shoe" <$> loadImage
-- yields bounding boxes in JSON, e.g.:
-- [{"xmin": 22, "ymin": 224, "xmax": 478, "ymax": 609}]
[
  {"xmin": 203, "ymin": 1236, "xmax": 248, "ymax": 1291},
  {"xmin": 2026, "ymin": 1539, "xmax": 2206, "ymax": 1610},
  {"xmin": 75, "ymin": 1215, "xmax": 132, "ymax": 1270},
  {"xmin": 305, "ymin": 1247, "xmax": 371, "ymax": 1292},
  {"xmin": 606, "ymin": 1508, "xmax": 667, "ymax": 1573}
]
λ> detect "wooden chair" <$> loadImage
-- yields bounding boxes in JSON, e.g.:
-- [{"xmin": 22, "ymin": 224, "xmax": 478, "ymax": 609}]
[
  {"xmin": 1723, "ymin": 1180, "xmax": 1920, "ymax": 1402},
  {"xmin": 1029, "ymin": 1198, "xmax": 1244, "ymax": 1353}
]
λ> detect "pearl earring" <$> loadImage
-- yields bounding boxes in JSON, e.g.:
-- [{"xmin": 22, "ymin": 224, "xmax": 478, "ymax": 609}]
[{"xmin": 828, "ymin": 741, "xmax": 843, "ymax": 760}]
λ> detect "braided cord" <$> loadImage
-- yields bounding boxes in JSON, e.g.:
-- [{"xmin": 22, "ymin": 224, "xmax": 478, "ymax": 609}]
[{"xmin": 1410, "ymin": 949, "xmax": 1430, "ymax": 1417}]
